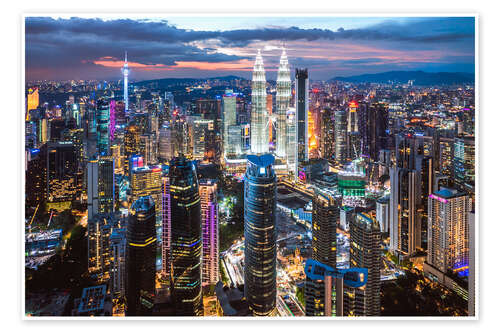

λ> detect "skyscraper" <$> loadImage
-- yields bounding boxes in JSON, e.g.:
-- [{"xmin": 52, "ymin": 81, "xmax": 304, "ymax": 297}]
[
  {"xmin": 161, "ymin": 170, "xmax": 171, "ymax": 280},
  {"xmin": 96, "ymin": 99, "xmax": 110, "ymax": 155},
  {"xmin": 87, "ymin": 156, "xmax": 115, "ymax": 221},
  {"xmin": 125, "ymin": 196, "xmax": 157, "ymax": 316},
  {"xmin": 426, "ymin": 188, "xmax": 472, "ymax": 275},
  {"xmin": 122, "ymin": 51, "xmax": 129, "ymax": 112},
  {"xmin": 169, "ymin": 156, "xmax": 203, "ymax": 316},
  {"xmin": 453, "ymin": 136, "xmax": 475, "ymax": 196},
  {"xmin": 130, "ymin": 165, "xmax": 162, "ymax": 225},
  {"xmin": 199, "ymin": 179, "xmax": 219, "ymax": 287},
  {"xmin": 250, "ymin": 50, "xmax": 268, "ymax": 154},
  {"xmin": 223, "ymin": 90, "xmax": 237, "ymax": 158},
  {"xmin": 286, "ymin": 108, "xmax": 297, "ymax": 176},
  {"xmin": 305, "ymin": 188, "xmax": 339, "ymax": 316},
  {"xmin": 244, "ymin": 154, "xmax": 277, "ymax": 316},
  {"xmin": 345, "ymin": 213, "xmax": 381, "ymax": 316},
  {"xmin": 295, "ymin": 68, "xmax": 309, "ymax": 167},
  {"xmin": 276, "ymin": 48, "xmax": 291, "ymax": 157},
  {"xmin": 334, "ymin": 109, "xmax": 347, "ymax": 165}
]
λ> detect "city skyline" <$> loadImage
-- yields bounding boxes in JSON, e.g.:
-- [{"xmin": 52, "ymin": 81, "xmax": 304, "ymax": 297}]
[{"xmin": 25, "ymin": 16, "xmax": 475, "ymax": 81}]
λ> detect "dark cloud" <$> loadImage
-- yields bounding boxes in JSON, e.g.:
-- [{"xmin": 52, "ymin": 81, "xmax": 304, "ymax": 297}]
[{"xmin": 24, "ymin": 16, "xmax": 475, "ymax": 80}]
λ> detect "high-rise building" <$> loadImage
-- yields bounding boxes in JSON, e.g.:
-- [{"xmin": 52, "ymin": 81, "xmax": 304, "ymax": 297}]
[
  {"xmin": 158, "ymin": 122, "xmax": 176, "ymax": 162},
  {"xmin": 427, "ymin": 188, "xmax": 472, "ymax": 274},
  {"xmin": 367, "ymin": 102, "xmax": 389, "ymax": 160},
  {"xmin": 110, "ymin": 226, "xmax": 126, "ymax": 298},
  {"xmin": 199, "ymin": 179, "xmax": 219, "ymax": 286},
  {"xmin": 295, "ymin": 68, "xmax": 309, "ymax": 166},
  {"xmin": 192, "ymin": 117, "xmax": 215, "ymax": 161},
  {"xmin": 376, "ymin": 195, "xmax": 390, "ymax": 234},
  {"xmin": 122, "ymin": 52, "xmax": 129, "ymax": 112},
  {"xmin": 26, "ymin": 87, "xmax": 39, "ymax": 121},
  {"xmin": 87, "ymin": 156, "xmax": 115, "ymax": 221},
  {"xmin": 344, "ymin": 213, "xmax": 381, "ymax": 316},
  {"xmin": 305, "ymin": 188, "xmax": 339, "ymax": 316},
  {"xmin": 453, "ymin": 136, "xmax": 475, "ymax": 196},
  {"xmin": 125, "ymin": 196, "xmax": 157, "ymax": 316},
  {"xmin": 88, "ymin": 213, "xmax": 117, "ymax": 282},
  {"xmin": 286, "ymin": 108, "xmax": 297, "ymax": 176},
  {"xmin": 334, "ymin": 109, "xmax": 347, "ymax": 165},
  {"xmin": 244, "ymin": 154, "xmax": 277, "ymax": 316},
  {"xmin": 96, "ymin": 99, "xmax": 110, "ymax": 155},
  {"xmin": 389, "ymin": 167, "xmax": 420, "ymax": 256},
  {"xmin": 223, "ymin": 90, "xmax": 237, "ymax": 158},
  {"xmin": 130, "ymin": 165, "xmax": 162, "ymax": 225},
  {"xmin": 276, "ymin": 48, "xmax": 291, "ymax": 157},
  {"xmin": 161, "ymin": 170, "xmax": 171, "ymax": 279},
  {"xmin": 250, "ymin": 50, "xmax": 268, "ymax": 154},
  {"xmin": 169, "ymin": 156, "xmax": 203, "ymax": 316}
]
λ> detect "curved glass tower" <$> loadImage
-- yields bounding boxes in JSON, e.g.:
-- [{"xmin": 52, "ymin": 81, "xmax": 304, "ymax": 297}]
[
  {"xmin": 250, "ymin": 50, "xmax": 268, "ymax": 154},
  {"xmin": 276, "ymin": 48, "xmax": 291, "ymax": 157},
  {"xmin": 125, "ymin": 195, "xmax": 157, "ymax": 316},
  {"xmin": 244, "ymin": 154, "xmax": 277, "ymax": 316},
  {"xmin": 169, "ymin": 155, "xmax": 203, "ymax": 316}
]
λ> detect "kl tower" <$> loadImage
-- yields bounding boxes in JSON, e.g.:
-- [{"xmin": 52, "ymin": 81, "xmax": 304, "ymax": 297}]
[{"xmin": 122, "ymin": 51, "xmax": 129, "ymax": 111}]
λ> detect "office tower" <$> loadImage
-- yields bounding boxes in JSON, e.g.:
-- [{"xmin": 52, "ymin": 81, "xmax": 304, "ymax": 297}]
[
  {"xmin": 158, "ymin": 122, "xmax": 176, "ymax": 162},
  {"xmin": 25, "ymin": 121, "xmax": 37, "ymax": 148},
  {"xmin": 453, "ymin": 136, "xmax": 475, "ymax": 196},
  {"xmin": 61, "ymin": 128, "xmax": 85, "ymax": 166},
  {"xmin": 276, "ymin": 48, "xmax": 291, "ymax": 157},
  {"xmin": 389, "ymin": 167, "xmax": 420, "ymax": 256},
  {"xmin": 367, "ymin": 102, "xmax": 389, "ymax": 160},
  {"xmin": 161, "ymin": 172, "xmax": 171, "ymax": 279},
  {"xmin": 110, "ymin": 227, "xmax": 126, "ymax": 298},
  {"xmin": 130, "ymin": 165, "xmax": 162, "ymax": 225},
  {"xmin": 286, "ymin": 108, "xmax": 297, "ymax": 176},
  {"xmin": 376, "ymin": 195, "xmax": 390, "ymax": 233},
  {"xmin": 125, "ymin": 196, "xmax": 157, "ymax": 316},
  {"xmin": 192, "ymin": 117, "xmax": 215, "ymax": 161},
  {"xmin": 109, "ymin": 100, "xmax": 116, "ymax": 142},
  {"xmin": 169, "ymin": 156, "xmax": 203, "ymax": 316},
  {"xmin": 244, "ymin": 154, "xmax": 277, "ymax": 316},
  {"xmin": 96, "ymin": 99, "xmax": 110, "ymax": 155},
  {"xmin": 26, "ymin": 87, "xmax": 39, "ymax": 121},
  {"xmin": 250, "ymin": 50, "xmax": 268, "ymax": 154},
  {"xmin": 305, "ymin": 188, "xmax": 339, "ymax": 316},
  {"xmin": 139, "ymin": 133, "xmax": 157, "ymax": 165},
  {"xmin": 196, "ymin": 99, "xmax": 222, "ymax": 164},
  {"xmin": 295, "ymin": 68, "xmax": 309, "ymax": 165},
  {"xmin": 227, "ymin": 124, "xmax": 243, "ymax": 156},
  {"xmin": 124, "ymin": 124, "xmax": 140, "ymax": 158},
  {"xmin": 199, "ymin": 179, "xmax": 219, "ymax": 287},
  {"xmin": 267, "ymin": 94, "xmax": 273, "ymax": 145},
  {"xmin": 25, "ymin": 149, "xmax": 44, "ymax": 206},
  {"xmin": 395, "ymin": 133, "xmax": 424, "ymax": 170},
  {"xmin": 41, "ymin": 141, "xmax": 80, "ymax": 203},
  {"xmin": 427, "ymin": 188, "xmax": 472, "ymax": 274},
  {"xmin": 345, "ymin": 213, "xmax": 381, "ymax": 316},
  {"xmin": 320, "ymin": 108, "xmax": 335, "ymax": 160},
  {"xmin": 110, "ymin": 144, "xmax": 123, "ymax": 173},
  {"xmin": 334, "ymin": 110, "xmax": 347, "ymax": 165},
  {"xmin": 223, "ymin": 90, "xmax": 237, "ymax": 158},
  {"xmin": 88, "ymin": 213, "xmax": 115, "ymax": 282},
  {"xmin": 87, "ymin": 156, "xmax": 115, "ymax": 221},
  {"xmin": 122, "ymin": 51, "xmax": 129, "ymax": 112}
]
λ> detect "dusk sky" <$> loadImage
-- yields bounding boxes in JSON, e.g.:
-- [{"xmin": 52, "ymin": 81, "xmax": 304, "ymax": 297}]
[{"xmin": 25, "ymin": 16, "xmax": 475, "ymax": 82}]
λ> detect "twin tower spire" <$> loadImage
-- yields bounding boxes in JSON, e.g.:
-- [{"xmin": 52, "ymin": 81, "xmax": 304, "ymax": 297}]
[{"xmin": 250, "ymin": 48, "xmax": 292, "ymax": 156}]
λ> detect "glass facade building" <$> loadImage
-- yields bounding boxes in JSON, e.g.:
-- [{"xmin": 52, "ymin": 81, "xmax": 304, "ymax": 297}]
[{"xmin": 244, "ymin": 154, "xmax": 277, "ymax": 316}]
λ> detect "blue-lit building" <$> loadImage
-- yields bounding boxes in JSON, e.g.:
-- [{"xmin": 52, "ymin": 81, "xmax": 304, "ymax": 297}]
[
  {"xmin": 96, "ymin": 99, "xmax": 110, "ymax": 155},
  {"xmin": 244, "ymin": 154, "xmax": 277, "ymax": 316},
  {"xmin": 169, "ymin": 156, "xmax": 203, "ymax": 316}
]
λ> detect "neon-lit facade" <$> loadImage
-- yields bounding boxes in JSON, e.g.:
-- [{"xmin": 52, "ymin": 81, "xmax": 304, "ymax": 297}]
[
  {"xmin": 109, "ymin": 100, "xmax": 116, "ymax": 142},
  {"xmin": 250, "ymin": 50, "xmax": 268, "ymax": 154},
  {"xmin": 275, "ymin": 48, "xmax": 291, "ymax": 157},
  {"xmin": 199, "ymin": 179, "xmax": 218, "ymax": 286}
]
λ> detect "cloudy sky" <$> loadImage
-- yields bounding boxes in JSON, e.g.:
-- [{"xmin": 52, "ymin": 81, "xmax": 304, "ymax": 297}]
[{"xmin": 25, "ymin": 16, "xmax": 475, "ymax": 81}]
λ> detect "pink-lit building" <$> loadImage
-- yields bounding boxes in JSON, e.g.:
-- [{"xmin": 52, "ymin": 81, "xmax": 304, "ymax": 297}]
[{"xmin": 199, "ymin": 179, "xmax": 219, "ymax": 286}]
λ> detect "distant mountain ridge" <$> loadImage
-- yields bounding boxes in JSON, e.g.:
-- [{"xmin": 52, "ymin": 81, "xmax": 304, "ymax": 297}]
[{"xmin": 331, "ymin": 71, "xmax": 474, "ymax": 85}]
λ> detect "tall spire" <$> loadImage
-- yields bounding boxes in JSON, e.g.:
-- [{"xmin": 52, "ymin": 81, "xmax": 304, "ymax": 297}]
[
  {"xmin": 276, "ymin": 46, "xmax": 291, "ymax": 158},
  {"xmin": 125, "ymin": 50, "xmax": 128, "ymax": 63},
  {"xmin": 251, "ymin": 49, "xmax": 268, "ymax": 154}
]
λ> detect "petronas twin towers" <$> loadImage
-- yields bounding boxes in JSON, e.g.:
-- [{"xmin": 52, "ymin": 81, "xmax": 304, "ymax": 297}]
[{"xmin": 250, "ymin": 48, "xmax": 291, "ymax": 157}]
